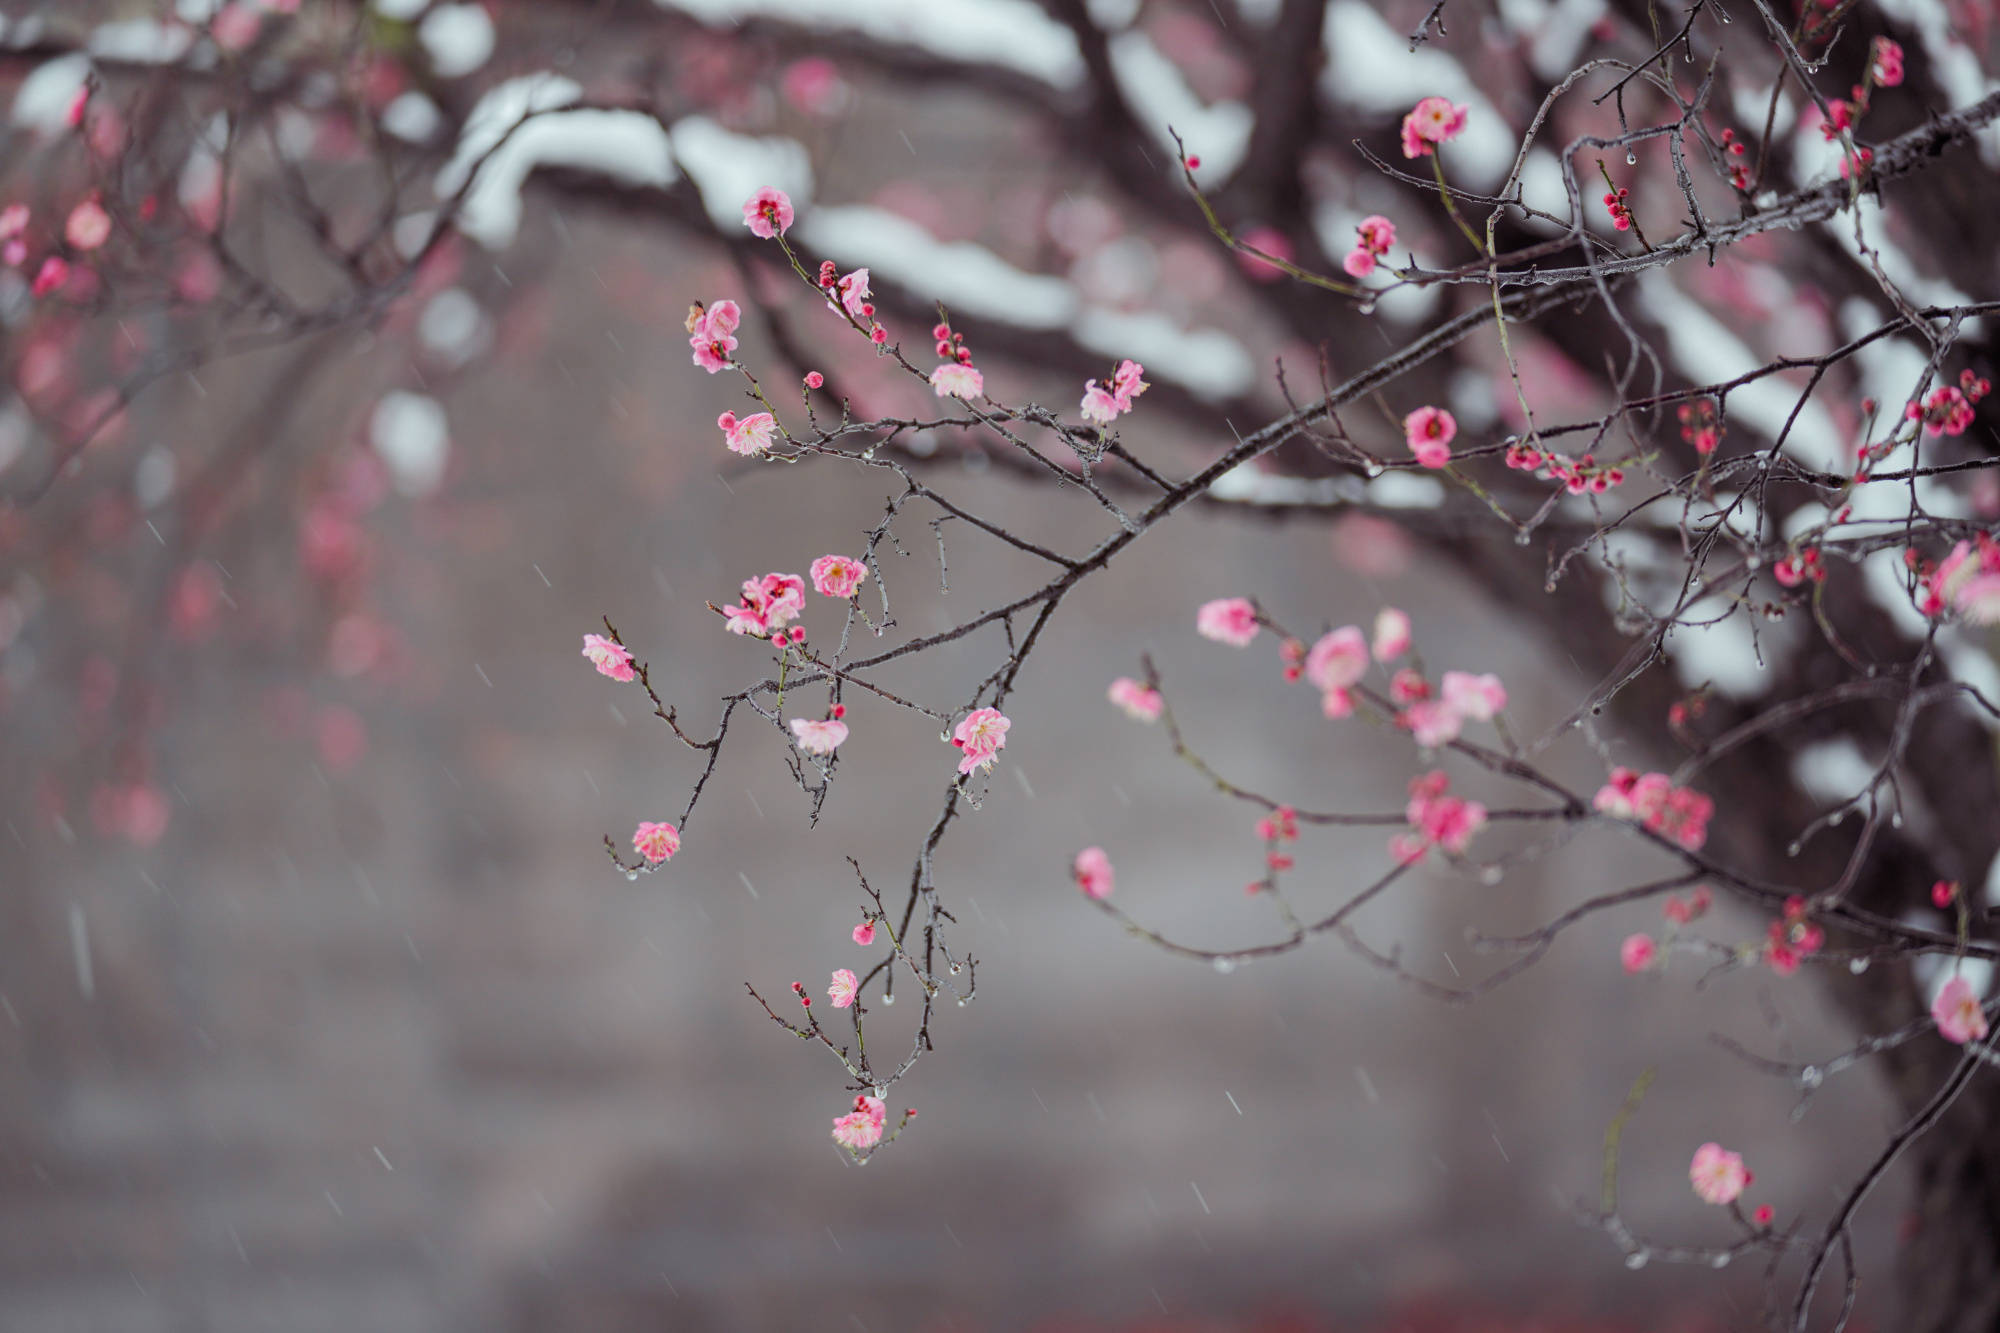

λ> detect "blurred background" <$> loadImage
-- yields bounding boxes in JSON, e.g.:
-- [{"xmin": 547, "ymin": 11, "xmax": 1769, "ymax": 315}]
[{"xmin": 2, "ymin": 0, "xmax": 1973, "ymax": 1329}]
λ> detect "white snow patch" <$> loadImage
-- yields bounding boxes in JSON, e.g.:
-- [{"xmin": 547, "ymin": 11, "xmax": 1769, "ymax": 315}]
[
  {"xmin": 372, "ymin": 0, "xmax": 432, "ymax": 19},
  {"xmin": 653, "ymin": 0, "xmax": 1083, "ymax": 87},
  {"xmin": 370, "ymin": 393, "xmax": 451, "ymax": 497},
  {"xmin": 90, "ymin": 20, "xmax": 195, "ymax": 64},
  {"xmin": 1072, "ymin": 308, "xmax": 1255, "ymax": 400},
  {"xmin": 1368, "ymin": 472, "xmax": 1446, "ymax": 509},
  {"xmin": 419, "ymin": 4, "xmax": 495, "ymax": 78},
  {"xmin": 382, "ymin": 92, "xmax": 444, "ymax": 142},
  {"xmin": 1790, "ymin": 738, "xmax": 1876, "ymax": 804},
  {"xmin": 1666, "ymin": 592, "xmax": 1768, "ymax": 699},
  {"xmin": 12, "ymin": 54, "xmax": 88, "ymax": 132},
  {"xmin": 418, "ymin": 288, "xmax": 490, "ymax": 367},
  {"xmin": 668, "ymin": 116, "xmax": 812, "ymax": 230},
  {"xmin": 1208, "ymin": 463, "xmax": 1351, "ymax": 505},
  {"xmin": 437, "ymin": 75, "xmax": 677, "ymax": 249},
  {"xmin": 1107, "ymin": 31, "xmax": 1253, "ymax": 180},
  {"xmin": 134, "ymin": 446, "xmax": 175, "ymax": 510}
]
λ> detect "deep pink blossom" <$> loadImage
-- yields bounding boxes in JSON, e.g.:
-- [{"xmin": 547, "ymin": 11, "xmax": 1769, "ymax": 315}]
[
  {"xmin": 1393, "ymin": 770, "xmax": 1487, "ymax": 862},
  {"xmin": 741, "ymin": 187, "xmax": 794, "ymax": 238},
  {"xmin": 791, "ymin": 717, "xmax": 849, "ymax": 755},
  {"xmin": 1593, "ymin": 767, "xmax": 1713, "ymax": 850},
  {"xmin": 951, "ymin": 707, "xmax": 1011, "ymax": 775},
  {"xmin": 930, "ymin": 363, "xmax": 984, "ymax": 399},
  {"xmin": 810, "ymin": 553, "xmax": 867, "ymax": 598},
  {"xmin": 852, "ymin": 920, "xmax": 877, "ymax": 946},
  {"xmin": 1934, "ymin": 974, "xmax": 1989, "ymax": 1045},
  {"xmin": 582, "ymin": 633, "xmax": 636, "ymax": 682},
  {"xmin": 1400, "ymin": 97, "xmax": 1468, "ymax": 158},
  {"xmin": 1871, "ymin": 37, "xmax": 1905, "ymax": 87},
  {"xmin": 1107, "ymin": 676, "xmax": 1163, "ymax": 722},
  {"xmin": 828, "ymin": 968, "xmax": 858, "ymax": 1008},
  {"xmin": 1404, "ymin": 406, "xmax": 1456, "ymax": 469},
  {"xmin": 717, "ymin": 410, "xmax": 777, "ymax": 456},
  {"xmin": 32, "ymin": 255, "xmax": 69, "ymax": 298},
  {"xmin": 1196, "ymin": 597, "xmax": 1260, "ymax": 647},
  {"xmin": 1689, "ymin": 1143, "xmax": 1751, "ymax": 1205},
  {"xmin": 688, "ymin": 299, "xmax": 741, "ymax": 372},
  {"xmin": 1073, "ymin": 846, "xmax": 1114, "ymax": 899},
  {"xmin": 633, "ymin": 820, "xmax": 681, "ymax": 864},
  {"xmin": 1620, "ymin": 933, "xmax": 1657, "ymax": 973}
]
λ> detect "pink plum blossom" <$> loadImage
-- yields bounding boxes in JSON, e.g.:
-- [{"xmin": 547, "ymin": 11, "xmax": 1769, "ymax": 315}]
[
  {"xmin": 1081, "ymin": 360, "xmax": 1147, "ymax": 425},
  {"xmin": 810, "ymin": 554, "xmax": 867, "ymax": 598},
  {"xmin": 852, "ymin": 920, "xmax": 877, "ymax": 946},
  {"xmin": 1107, "ymin": 676, "xmax": 1163, "ymax": 722},
  {"xmin": 830, "ymin": 268, "xmax": 871, "ymax": 320},
  {"xmin": 1074, "ymin": 846, "xmax": 1114, "ymax": 899},
  {"xmin": 1342, "ymin": 248, "xmax": 1378, "ymax": 279},
  {"xmin": 1593, "ymin": 767, "xmax": 1713, "ymax": 850},
  {"xmin": 1689, "ymin": 1143, "xmax": 1751, "ymax": 1205},
  {"xmin": 1620, "ymin": 933, "xmax": 1658, "ymax": 973},
  {"xmin": 1392, "ymin": 770, "xmax": 1487, "ymax": 862},
  {"xmin": 1440, "ymin": 671, "xmax": 1506, "ymax": 722},
  {"xmin": 0, "ymin": 204, "xmax": 28, "ymax": 242},
  {"xmin": 32, "ymin": 256, "xmax": 69, "ymax": 298},
  {"xmin": 721, "ymin": 572, "xmax": 807, "ymax": 638},
  {"xmin": 828, "ymin": 968, "xmax": 858, "ymax": 1008},
  {"xmin": 950, "ymin": 707, "xmax": 1011, "ymax": 775},
  {"xmin": 717, "ymin": 410, "xmax": 777, "ymax": 456},
  {"xmin": 1344, "ymin": 215, "xmax": 1396, "ymax": 278},
  {"xmin": 1933, "ymin": 974, "xmax": 1990, "ymax": 1045},
  {"xmin": 1196, "ymin": 597, "xmax": 1260, "ymax": 646},
  {"xmin": 741, "ymin": 187, "xmax": 794, "ymax": 238},
  {"xmin": 930, "ymin": 363, "xmax": 984, "ymax": 399},
  {"xmin": 1372, "ymin": 608, "xmax": 1412, "ymax": 661},
  {"xmin": 791, "ymin": 717, "xmax": 849, "ymax": 755},
  {"xmin": 688, "ymin": 300, "xmax": 740, "ymax": 372},
  {"xmin": 582, "ymin": 633, "xmax": 635, "ymax": 682},
  {"xmin": 1402, "ymin": 700, "xmax": 1462, "ymax": 749},
  {"xmin": 64, "ymin": 198, "xmax": 111, "ymax": 251},
  {"xmin": 831, "ymin": 1094, "xmax": 886, "ymax": 1151},
  {"xmin": 1305, "ymin": 626, "xmax": 1368, "ymax": 695},
  {"xmin": 633, "ymin": 821, "xmax": 681, "ymax": 864},
  {"xmin": 1404, "ymin": 406, "xmax": 1456, "ymax": 469},
  {"xmin": 1401, "ymin": 97, "xmax": 1468, "ymax": 158}
]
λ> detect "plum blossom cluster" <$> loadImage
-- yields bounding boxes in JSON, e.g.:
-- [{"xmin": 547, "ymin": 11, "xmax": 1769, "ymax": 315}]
[
  {"xmin": 1772, "ymin": 546, "xmax": 1827, "ymax": 588},
  {"xmin": 1716, "ymin": 127, "xmax": 1752, "ymax": 192},
  {"xmin": 687, "ymin": 300, "xmax": 741, "ymax": 373},
  {"xmin": 928, "ymin": 322, "xmax": 984, "ymax": 399},
  {"xmin": 1815, "ymin": 38, "xmax": 1904, "ymax": 147},
  {"xmin": 1916, "ymin": 536, "xmax": 2000, "ymax": 625},
  {"xmin": 949, "ymin": 707, "xmax": 1011, "ymax": 775},
  {"xmin": 1250, "ymin": 805, "xmax": 1301, "ymax": 889},
  {"xmin": 830, "ymin": 1094, "xmax": 886, "ymax": 1151},
  {"xmin": 1341, "ymin": 215, "xmax": 1396, "ymax": 279},
  {"xmin": 1391, "ymin": 770, "xmax": 1488, "ymax": 864},
  {"xmin": 814, "ymin": 258, "xmax": 886, "ymax": 345},
  {"xmin": 1601, "ymin": 184, "xmax": 1634, "ymax": 232},
  {"xmin": 721, "ymin": 571, "xmax": 807, "ymax": 640},
  {"xmin": 717, "ymin": 409, "xmax": 778, "ymax": 457},
  {"xmin": 1503, "ymin": 442, "xmax": 1626, "ymax": 495},
  {"xmin": 1592, "ymin": 768, "xmax": 1714, "ymax": 851},
  {"xmin": 1676, "ymin": 398, "xmax": 1721, "ymax": 455},
  {"xmin": 1908, "ymin": 371, "xmax": 1989, "ymax": 436},
  {"xmin": 1403, "ymin": 406, "xmax": 1455, "ymax": 469},
  {"xmin": 1080, "ymin": 359, "xmax": 1148, "ymax": 427},
  {"xmin": 1620, "ymin": 886, "xmax": 1713, "ymax": 974},
  {"xmin": 1400, "ymin": 96, "xmax": 1467, "ymax": 158},
  {"xmin": 1764, "ymin": 895, "xmax": 1827, "ymax": 977}
]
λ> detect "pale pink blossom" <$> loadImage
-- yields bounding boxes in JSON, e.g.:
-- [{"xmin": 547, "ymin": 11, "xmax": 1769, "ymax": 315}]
[
  {"xmin": 1081, "ymin": 359, "xmax": 1147, "ymax": 425},
  {"xmin": 582, "ymin": 633, "xmax": 636, "ymax": 682},
  {"xmin": 830, "ymin": 268, "xmax": 871, "ymax": 320},
  {"xmin": 810, "ymin": 554, "xmax": 868, "ymax": 598},
  {"xmin": 689, "ymin": 300, "xmax": 740, "ymax": 372},
  {"xmin": 1305, "ymin": 626, "xmax": 1368, "ymax": 692},
  {"xmin": 1401, "ymin": 97, "xmax": 1468, "ymax": 158},
  {"xmin": 633, "ymin": 820, "xmax": 681, "ymax": 864},
  {"xmin": 852, "ymin": 920, "xmax": 877, "ymax": 946},
  {"xmin": 1620, "ymin": 933, "xmax": 1657, "ymax": 973},
  {"xmin": 1440, "ymin": 671, "xmax": 1506, "ymax": 722},
  {"xmin": 828, "ymin": 968, "xmax": 858, "ymax": 1008},
  {"xmin": 65, "ymin": 198, "xmax": 110, "ymax": 251},
  {"xmin": 930, "ymin": 362, "xmax": 984, "ymax": 399},
  {"xmin": 950, "ymin": 707, "xmax": 1011, "ymax": 775},
  {"xmin": 1321, "ymin": 687, "xmax": 1355, "ymax": 719},
  {"xmin": 1402, "ymin": 700, "xmax": 1463, "ymax": 749},
  {"xmin": 1073, "ymin": 846, "xmax": 1114, "ymax": 899},
  {"xmin": 1107, "ymin": 676, "xmax": 1163, "ymax": 722},
  {"xmin": 717, "ymin": 410, "xmax": 777, "ymax": 456},
  {"xmin": 0, "ymin": 204, "xmax": 27, "ymax": 241},
  {"xmin": 1196, "ymin": 597, "xmax": 1260, "ymax": 647},
  {"xmin": 1080, "ymin": 381, "xmax": 1124, "ymax": 425},
  {"xmin": 791, "ymin": 717, "xmax": 849, "ymax": 755},
  {"xmin": 831, "ymin": 1094, "xmax": 887, "ymax": 1151},
  {"xmin": 1933, "ymin": 974, "xmax": 1990, "ymax": 1045},
  {"xmin": 1689, "ymin": 1143, "xmax": 1751, "ymax": 1205},
  {"xmin": 741, "ymin": 187, "xmax": 794, "ymax": 238},
  {"xmin": 1393, "ymin": 770, "xmax": 1487, "ymax": 862},
  {"xmin": 1404, "ymin": 406, "xmax": 1456, "ymax": 469},
  {"xmin": 1372, "ymin": 608, "xmax": 1412, "ymax": 661}
]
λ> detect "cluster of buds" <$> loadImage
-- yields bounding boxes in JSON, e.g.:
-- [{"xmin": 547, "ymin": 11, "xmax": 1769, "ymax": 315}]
[
  {"xmin": 816, "ymin": 259, "xmax": 888, "ymax": 346},
  {"xmin": 1717, "ymin": 128, "xmax": 1751, "ymax": 191},
  {"xmin": 1602, "ymin": 184, "xmax": 1634, "ymax": 232},
  {"xmin": 1772, "ymin": 546, "xmax": 1827, "ymax": 588},
  {"xmin": 1504, "ymin": 442, "xmax": 1626, "ymax": 494},
  {"xmin": 1765, "ymin": 895, "xmax": 1826, "ymax": 977},
  {"xmin": 1666, "ymin": 689, "xmax": 1710, "ymax": 738},
  {"xmin": 1593, "ymin": 767, "xmax": 1715, "ymax": 851},
  {"xmin": 932, "ymin": 321, "xmax": 973, "ymax": 365},
  {"xmin": 1908, "ymin": 371, "xmax": 1990, "ymax": 436},
  {"xmin": 1677, "ymin": 398, "xmax": 1721, "ymax": 455},
  {"xmin": 790, "ymin": 980, "xmax": 811, "ymax": 1009},
  {"xmin": 1279, "ymin": 638, "xmax": 1306, "ymax": 683},
  {"xmin": 1663, "ymin": 885, "xmax": 1714, "ymax": 925}
]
